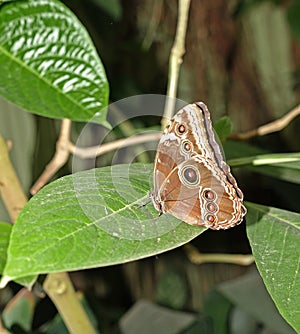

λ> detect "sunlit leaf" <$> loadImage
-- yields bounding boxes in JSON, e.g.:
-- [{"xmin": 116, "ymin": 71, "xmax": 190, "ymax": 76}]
[{"xmin": 0, "ymin": 0, "xmax": 109, "ymax": 125}]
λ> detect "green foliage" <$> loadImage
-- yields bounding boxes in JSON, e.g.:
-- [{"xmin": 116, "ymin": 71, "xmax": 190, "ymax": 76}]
[
  {"xmin": 218, "ymin": 270, "xmax": 296, "ymax": 333},
  {"xmin": 232, "ymin": 0, "xmax": 282, "ymax": 18},
  {"xmin": 91, "ymin": 0, "xmax": 122, "ymax": 21},
  {"xmin": 213, "ymin": 116, "xmax": 233, "ymax": 144},
  {"xmin": 2, "ymin": 289, "xmax": 35, "ymax": 332},
  {"xmin": 246, "ymin": 203, "xmax": 300, "ymax": 331},
  {"xmin": 203, "ymin": 290, "xmax": 232, "ymax": 334},
  {"xmin": 119, "ymin": 300, "xmax": 196, "ymax": 334},
  {"xmin": 0, "ymin": 0, "xmax": 109, "ymax": 125},
  {"xmin": 155, "ymin": 271, "xmax": 188, "ymax": 309},
  {"xmin": 1, "ymin": 164, "xmax": 205, "ymax": 284},
  {"xmin": 0, "ymin": 221, "xmax": 12, "ymax": 273},
  {"xmin": 287, "ymin": 1, "xmax": 300, "ymax": 41},
  {"xmin": 226, "ymin": 140, "xmax": 300, "ymax": 185}
]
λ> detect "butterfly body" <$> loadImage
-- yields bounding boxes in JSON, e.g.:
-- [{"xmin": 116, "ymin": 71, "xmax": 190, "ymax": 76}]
[{"xmin": 152, "ymin": 102, "xmax": 246, "ymax": 230}]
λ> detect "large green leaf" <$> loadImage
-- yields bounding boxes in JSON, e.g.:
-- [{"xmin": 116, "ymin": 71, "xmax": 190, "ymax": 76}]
[
  {"xmin": 0, "ymin": 0, "xmax": 109, "ymax": 125},
  {"xmin": 0, "ymin": 221, "xmax": 12, "ymax": 273},
  {"xmin": 246, "ymin": 202, "xmax": 300, "ymax": 332},
  {"xmin": 1, "ymin": 164, "xmax": 205, "ymax": 284}
]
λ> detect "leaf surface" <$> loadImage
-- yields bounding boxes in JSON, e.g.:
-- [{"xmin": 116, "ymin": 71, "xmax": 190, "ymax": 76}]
[
  {"xmin": 246, "ymin": 202, "xmax": 300, "ymax": 332},
  {"xmin": 2, "ymin": 164, "xmax": 205, "ymax": 283},
  {"xmin": 0, "ymin": 221, "xmax": 12, "ymax": 273},
  {"xmin": 0, "ymin": 0, "xmax": 109, "ymax": 124}
]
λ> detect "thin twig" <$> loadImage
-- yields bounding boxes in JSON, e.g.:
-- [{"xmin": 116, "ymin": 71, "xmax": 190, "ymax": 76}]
[
  {"xmin": 184, "ymin": 244, "xmax": 254, "ymax": 266},
  {"xmin": 231, "ymin": 104, "xmax": 300, "ymax": 140},
  {"xmin": 70, "ymin": 132, "xmax": 161, "ymax": 159},
  {"xmin": 30, "ymin": 119, "xmax": 72, "ymax": 195},
  {"xmin": 108, "ymin": 103, "xmax": 153, "ymax": 162},
  {"xmin": 162, "ymin": 0, "xmax": 191, "ymax": 128}
]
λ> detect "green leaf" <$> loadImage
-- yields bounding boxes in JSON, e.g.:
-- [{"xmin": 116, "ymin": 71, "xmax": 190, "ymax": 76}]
[
  {"xmin": 119, "ymin": 300, "xmax": 196, "ymax": 334},
  {"xmin": 223, "ymin": 140, "xmax": 265, "ymax": 160},
  {"xmin": 229, "ymin": 152, "xmax": 300, "ymax": 168},
  {"xmin": 219, "ymin": 270, "xmax": 296, "ymax": 334},
  {"xmin": 2, "ymin": 289, "xmax": 35, "ymax": 332},
  {"xmin": 91, "ymin": 0, "xmax": 122, "ymax": 21},
  {"xmin": 228, "ymin": 152, "xmax": 300, "ymax": 184},
  {"xmin": 249, "ymin": 161, "xmax": 300, "ymax": 184},
  {"xmin": 287, "ymin": 1, "xmax": 300, "ymax": 41},
  {"xmin": 0, "ymin": 0, "xmax": 15, "ymax": 4},
  {"xmin": 214, "ymin": 116, "xmax": 233, "ymax": 144},
  {"xmin": 203, "ymin": 290, "xmax": 232, "ymax": 334},
  {"xmin": 155, "ymin": 271, "xmax": 187, "ymax": 309},
  {"xmin": 246, "ymin": 202, "xmax": 300, "ymax": 332},
  {"xmin": 1, "ymin": 163, "xmax": 205, "ymax": 284},
  {"xmin": 0, "ymin": 0, "xmax": 109, "ymax": 125},
  {"xmin": 0, "ymin": 221, "xmax": 36, "ymax": 289},
  {"xmin": 0, "ymin": 221, "xmax": 12, "ymax": 274}
]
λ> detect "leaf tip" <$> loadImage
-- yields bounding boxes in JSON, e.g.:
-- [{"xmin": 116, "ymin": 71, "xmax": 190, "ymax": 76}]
[{"xmin": 0, "ymin": 275, "xmax": 11, "ymax": 288}]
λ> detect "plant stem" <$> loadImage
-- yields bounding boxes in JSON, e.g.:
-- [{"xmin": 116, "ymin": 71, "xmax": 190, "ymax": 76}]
[
  {"xmin": 70, "ymin": 132, "xmax": 161, "ymax": 159},
  {"xmin": 162, "ymin": 0, "xmax": 191, "ymax": 128},
  {"xmin": 184, "ymin": 244, "xmax": 254, "ymax": 266},
  {"xmin": 228, "ymin": 152, "xmax": 300, "ymax": 168},
  {"xmin": 30, "ymin": 119, "xmax": 72, "ymax": 194},
  {"xmin": 44, "ymin": 272, "xmax": 97, "ymax": 334},
  {"xmin": 231, "ymin": 104, "xmax": 300, "ymax": 140}
]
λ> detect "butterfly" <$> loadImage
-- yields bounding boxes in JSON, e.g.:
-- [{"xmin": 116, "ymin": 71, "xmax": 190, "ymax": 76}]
[{"xmin": 151, "ymin": 102, "xmax": 246, "ymax": 230}]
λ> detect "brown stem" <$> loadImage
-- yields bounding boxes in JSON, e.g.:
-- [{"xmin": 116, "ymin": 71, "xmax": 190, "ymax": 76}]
[
  {"xmin": 30, "ymin": 119, "xmax": 72, "ymax": 195},
  {"xmin": 231, "ymin": 104, "xmax": 300, "ymax": 140},
  {"xmin": 162, "ymin": 0, "xmax": 191, "ymax": 128},
  {"xmin": 184, "ymin": 244, "xmax": 254, "ymax": 266},
  {"xmin": 70, "ymin": 132, "xmax": 161, "ymax": 159}
]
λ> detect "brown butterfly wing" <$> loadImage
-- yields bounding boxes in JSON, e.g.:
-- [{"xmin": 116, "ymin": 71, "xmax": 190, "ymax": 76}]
[
  {"xmin": 152, "ymin": 102, "xmax": 246, "ymax": 229},
  {"xmin": 156, "ymin": 156, "xmax": 245, "ymax": 229},
  {"xmin": 154, "ymin": 102, "xmax": 226, "ymax": 191}
]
